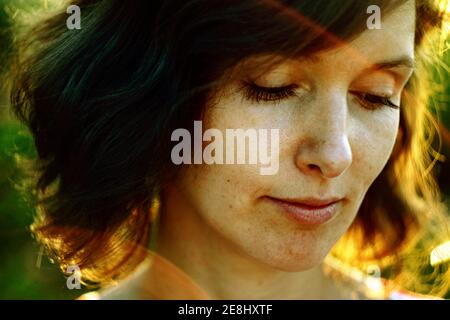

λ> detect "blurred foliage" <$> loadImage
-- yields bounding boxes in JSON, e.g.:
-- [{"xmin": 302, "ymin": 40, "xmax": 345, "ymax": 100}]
[
  {"xmin": 0, "ymin": 121, "xmax": 84, "ymax": 299},
  {"xmin": 0, "ymin": 1, "xmax": 12, "ymax": 77},
  {"xmin": 0, "ymin": 0, "xmax": 83, "ymax": 300},
  {"xmin": 432, "ymin": 44, "xmax": 450, "ymax": 197},
  {"xmin": 0, "ymin": 0, "xmax": 449, "ymax": 300}
]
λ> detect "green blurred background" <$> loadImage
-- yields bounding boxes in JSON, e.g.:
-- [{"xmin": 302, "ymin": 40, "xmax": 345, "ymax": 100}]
[
  {"xmin": 0, "ymin": 0, "xmax": 449, "ymax": 299},
  {"xmin": 0, "ymin": 0, "xmax": 91, "ymax": 300}
]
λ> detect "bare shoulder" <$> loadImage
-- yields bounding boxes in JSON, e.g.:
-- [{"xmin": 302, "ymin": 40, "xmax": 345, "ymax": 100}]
[
  {"xmin": 77, "ymin": 254, "xmax": 209, "ymax": 300},
  {"xmin": 76, "ymin": 256, "xmax": 155, "ymax": 300}
]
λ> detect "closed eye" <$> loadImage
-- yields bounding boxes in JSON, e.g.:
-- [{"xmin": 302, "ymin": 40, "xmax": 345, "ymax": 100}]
[
  {"xmin": 350, "ymin": 91, "xmax": 399, "ymax": 110},
  {"xmin": 241, "ymin": 82, "xmax": 298, "ymax": 103}
]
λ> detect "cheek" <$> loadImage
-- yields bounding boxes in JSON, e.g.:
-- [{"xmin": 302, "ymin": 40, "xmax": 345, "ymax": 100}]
[
  {"xmin": 178, "ymin": 159, "xmax": 267, "ymax": 231},
  {"xmin": 350, "ymin": 109, "xmax": 400, "ymax": 186},
  {"xmin": 181, "ymin": 165, "xmax": 253, "ymax": 204},
  {"xmin": 173, "ymin": 96, "xmax": 280, "ymax": 239}
]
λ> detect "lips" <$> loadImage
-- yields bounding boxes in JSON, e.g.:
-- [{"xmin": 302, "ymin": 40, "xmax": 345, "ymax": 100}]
[{"xmin": 267, "ymin": 196, "xmax": 343, "ymax": 226}]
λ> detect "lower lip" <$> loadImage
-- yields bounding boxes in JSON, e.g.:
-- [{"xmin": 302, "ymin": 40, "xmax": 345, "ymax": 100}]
[{"xmin": 269, "ymin": 198, "xmax": 340, "ymax": 226}]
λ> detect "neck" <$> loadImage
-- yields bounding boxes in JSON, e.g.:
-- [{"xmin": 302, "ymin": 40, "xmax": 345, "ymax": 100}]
[{"xmin": 154, "ymin": 185, "xmax": 341, "ymax": 299}]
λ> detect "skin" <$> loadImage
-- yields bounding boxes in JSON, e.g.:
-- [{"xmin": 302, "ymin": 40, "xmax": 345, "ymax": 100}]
[{"xmin": 97, "ymin": 1, "xmax": 416, "ymax": 300}]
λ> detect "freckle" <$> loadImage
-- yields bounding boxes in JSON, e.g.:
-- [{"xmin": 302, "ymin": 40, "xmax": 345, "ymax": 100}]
[
  {"xmin": 227, "ymin": 179, "xmax": 230, "ymax": 183},
  {"xmin": 229, "ymin": 204, "xmax": 233, "ymax": 209}
]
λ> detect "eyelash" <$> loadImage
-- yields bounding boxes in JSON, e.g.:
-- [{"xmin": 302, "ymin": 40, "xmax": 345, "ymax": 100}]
[
  {"xmin": 242, "ymin": 83, "xmax": 400, "ymax": 110},
  {"xmin": 350, "ymin": 91, "xmax": 399, "ymax": 110},
  {"xmin": 241, "ymin": 82, "xmax": 298, "ymax": 104}
]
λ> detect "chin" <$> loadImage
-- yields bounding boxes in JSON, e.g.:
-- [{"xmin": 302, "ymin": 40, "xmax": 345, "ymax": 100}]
[
  {"xmin": 250, "ymin": 241, "xmax": 332, "ymax": 272},
  {"xmin": 277, "ymin": 254, "xmax": 328, "ymax": 272}
]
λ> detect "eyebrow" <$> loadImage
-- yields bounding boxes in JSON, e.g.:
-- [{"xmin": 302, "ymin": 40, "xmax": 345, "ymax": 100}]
[
  {"xmin": 298, "ymin": 54, "xmax": 416, "ymax": 72},
  {"xmin": 372, "ymin": 56, "xmax": 416, "ymax": 70}
]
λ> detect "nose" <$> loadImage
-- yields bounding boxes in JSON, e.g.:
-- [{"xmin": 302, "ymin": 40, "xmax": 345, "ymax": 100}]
[{"xmin": 295, "ymin": 93, "xmax": 352, "ymax": 179}]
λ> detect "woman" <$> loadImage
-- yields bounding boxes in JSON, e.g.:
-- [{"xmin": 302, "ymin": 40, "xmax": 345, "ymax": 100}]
[{"xmin": 10, "ymin": 0, "xmax": 450, "ymax": 299}]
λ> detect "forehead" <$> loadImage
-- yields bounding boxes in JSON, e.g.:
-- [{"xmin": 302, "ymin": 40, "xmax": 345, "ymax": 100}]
[
  {"xmin": 307, "ymin": 1, "xmax": 416, "ymax": 70},
  {"xmin": 230, "ymin": 1, "xmax": 416, "ymax": 80}
]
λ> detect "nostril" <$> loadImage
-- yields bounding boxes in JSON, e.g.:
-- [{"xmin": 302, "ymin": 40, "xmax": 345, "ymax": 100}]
[
  {"xmin": 307, "ymin": 164, "xmax": 321, "ymax": 172},
  {"xmin": 295, "ymin": 138, "xmax": 352, "ymax": 178}
]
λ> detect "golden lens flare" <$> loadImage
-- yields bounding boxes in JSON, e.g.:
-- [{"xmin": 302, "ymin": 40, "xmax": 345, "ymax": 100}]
[{"xmin": 430, "ymin": 241, "xmax": 450, "ymax": 266}]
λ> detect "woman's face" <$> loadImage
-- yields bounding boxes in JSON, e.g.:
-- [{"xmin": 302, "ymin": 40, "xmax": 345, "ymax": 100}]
[{"xmin": 168, "ymin": 1, "xmax": 415, "ymax": 271}]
